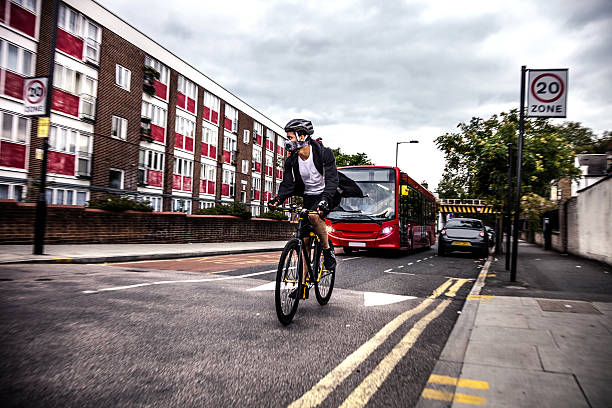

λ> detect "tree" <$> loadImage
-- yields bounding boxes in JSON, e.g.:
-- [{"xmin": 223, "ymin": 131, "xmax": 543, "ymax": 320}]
[
  {"xmin": 435, "ymin": 110, "xmax": 582, "ymax": 208},
  {"xmin": 556, "ymin": 122, "xmax": 612, "ymax": 154},
  {"xmin": 331, "ymin": 148, "xmax": 373, "ymax": 167}
]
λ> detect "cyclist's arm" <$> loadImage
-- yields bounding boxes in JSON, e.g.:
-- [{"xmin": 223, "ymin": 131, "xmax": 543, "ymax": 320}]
[
  {"xmin": 320, "ymin": 147, "xmax": 339, "ymax": 208},
  {"xmin": 270, "ymin": 157, "xmax": 295, "ymax": 207}
]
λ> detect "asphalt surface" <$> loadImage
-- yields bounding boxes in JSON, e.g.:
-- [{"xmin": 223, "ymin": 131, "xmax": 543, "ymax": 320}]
[{"xmin": 0, "ymin": 246, "xmax": 485, "ymax": 407}]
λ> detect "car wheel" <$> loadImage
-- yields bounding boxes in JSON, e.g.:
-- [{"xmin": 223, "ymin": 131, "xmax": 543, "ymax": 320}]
[{"xmin": 437, "ymin": 245, "xmax": 445, "ymax": 256}]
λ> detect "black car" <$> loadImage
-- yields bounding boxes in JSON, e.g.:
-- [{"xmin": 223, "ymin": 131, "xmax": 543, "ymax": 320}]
[{"xmin": 438, "ymin": 218, "xmax": 489, "ymax": 257}]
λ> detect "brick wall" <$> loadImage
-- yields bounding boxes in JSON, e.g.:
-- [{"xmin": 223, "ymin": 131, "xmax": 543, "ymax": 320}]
[
  {"xmin": 565, "ymin": 197, "xmax": 579, "ymax": 255},
  {"xmin": 0, "ymin": 201, "xmax": 295, "ymax": 244},
  {"xmin": 236, "ymin": 111, "xmax": 254, "ymax": 204}
]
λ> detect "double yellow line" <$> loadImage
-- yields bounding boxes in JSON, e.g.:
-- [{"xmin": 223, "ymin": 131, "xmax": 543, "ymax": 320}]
[{"xmin": 289, "ymin": 277, "xmax": 469, "ymax": 408}]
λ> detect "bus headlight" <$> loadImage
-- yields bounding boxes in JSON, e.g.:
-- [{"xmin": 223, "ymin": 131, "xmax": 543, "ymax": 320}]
[{"xmin": 381, "ymin": 226, "xmax": 393, "ymax": 235}]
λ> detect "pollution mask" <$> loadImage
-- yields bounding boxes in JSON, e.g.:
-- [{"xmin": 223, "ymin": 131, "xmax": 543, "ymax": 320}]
[{"xmin": 285, "ymin": 139, "xmax": 308, "ymax": 153}]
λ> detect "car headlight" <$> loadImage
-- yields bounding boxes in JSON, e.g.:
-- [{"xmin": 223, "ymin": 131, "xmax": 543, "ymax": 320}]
[
  {"xmin": 381, "ymin": 226, "xmax": 393, "ymax": 235},
  {"xmin": 325, "ymin": 225, "xmax": 335, "ymax": 234}
]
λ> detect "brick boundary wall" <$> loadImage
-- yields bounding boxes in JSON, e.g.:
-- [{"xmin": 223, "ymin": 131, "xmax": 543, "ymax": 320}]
[{"xmin": 0, "ymin": 201, "xmax": 295, "ymax": 244}]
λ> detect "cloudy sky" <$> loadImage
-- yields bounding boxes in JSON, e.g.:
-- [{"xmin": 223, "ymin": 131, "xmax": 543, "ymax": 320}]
[{"xmin": 99, "ymin": 0, "xmax": 612, "ymax": 192}]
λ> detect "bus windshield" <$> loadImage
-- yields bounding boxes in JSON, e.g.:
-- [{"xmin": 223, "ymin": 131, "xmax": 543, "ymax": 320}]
[{"xmin": 329, "ymin": 168, "xmax": 396, "ymax": 222}]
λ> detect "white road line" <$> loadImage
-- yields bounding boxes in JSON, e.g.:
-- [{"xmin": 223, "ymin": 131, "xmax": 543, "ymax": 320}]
[
  {"xmin": 82, "ymin": 269, "xmax": 278, "ymax": 294},
  {"xmin": 398, "ymin": 265, "xmax": 404, "ymax": 269},
  {"xmin": 343, "ymin": 257, "xmax": 362, "ymax": 261},
  {"xmin": 416, "ymin": 260, "xmax": 422, "ymax": 263},
  {"xmin": 384, "ymin": 271, "xmax": 415, "ymax": 276},
  {"xmin": 384, "ymin": 269, "xmax": 393, "ymax": 273},
  {"xmin": 408, "ymin": 262, "xmax": 414, "ymax": 266}
]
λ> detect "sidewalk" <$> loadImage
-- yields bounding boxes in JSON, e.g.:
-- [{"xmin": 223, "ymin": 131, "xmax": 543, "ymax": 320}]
[
  {"xmin": 418, "ymin": 243, "xmax": 612, "ymax": 408},
  {"xmin": 0, "ymin": 241, "xmax": 287, "ymax": 264}
]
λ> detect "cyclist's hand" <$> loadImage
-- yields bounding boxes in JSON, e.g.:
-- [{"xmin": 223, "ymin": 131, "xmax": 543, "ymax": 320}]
[
  {"xmin": 268, "ymin": 199, "xmax": 278, "ymax": 210},
  {"xmin": 317, "ymin": 200, "xmax": 329, "ymax": 216}
]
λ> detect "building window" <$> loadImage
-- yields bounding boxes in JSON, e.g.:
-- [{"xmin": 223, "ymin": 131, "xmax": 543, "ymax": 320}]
[
  {"xmin": 111, "ymin": 116, "xmax": 127, "ymax": 140},
  {"xmin": 203, "ymin": 91, "xmax": 220, "ymax": 124},
  {"xmin": 138, "ymin": 149, "xmax": 164, "ymax": 187},
  {"xmin": 243, "ymin": 129, "xmax": 250, "ymax": 144},
  {"xmin": 115, "ymin": 65, "xmax": 131, "ymax": 91},
  {"xmin": 172, "ymin": 198, "xmax": 191, "ymax": 214},
  {"xmin": 224, "ymin": 104, "xmax": 238, "ymax": 133},
  {"xmin": 141, "ymin": 102, "xmax": 166, "ymax": 128},
  {"xmin": 12, "ymin": 0, "xmax": 37, "ymax": 13},
  {"xmin": 254, "ymin": 122, "xmax": 263, "ymax": 145},
  {"xmin": 252, "ymin": 147, "xmax": 262, "ymax": 172},
  {"xmin": 242, "ymin": 159, "xmax": 249, "ymax": 175},
  {"xmin": 177, "ymin": 75, "xmax": 197, "ymax": 101},
  {"xmin": 144, "ymin": 56, "xmax": 169, "ymax": 84},
  {"xmin": 0, "ymin": 183, "xmax": 25, "ymax": 201},
  {"xmin": 44, "ymin": 187, "xmax": 88, "ymax": 206},
  {"xmin": 109, "ymin": 169, "xmax": 124, "ymax": 189},
  {"xmin": 58, "ymin": 4, "xmax": 79, "ymax": 35},
  {"xmin": 139, "ymin": 195, "xmax": 162, "ymax": 212},
  {"xmin": 222, "ymin": 169, "xmax": 235, "ymax": 197},
  {"xmin": 2, "ymin": 42, "xmax": 33, "ymax": 76},
  {"xmin": 251, "ymin": 177, "xmax": 261, "ymax": 200},
  {"xmin": 251, "ymin": 205, "xmax": 260, "ymax": 217},
  {"xmin": 0, "ymin": 112, "xmax": 28, "ymax": 142},
  {"xmin": 266, "ymin": 129, "xmax": 275, "ymax": 151}
]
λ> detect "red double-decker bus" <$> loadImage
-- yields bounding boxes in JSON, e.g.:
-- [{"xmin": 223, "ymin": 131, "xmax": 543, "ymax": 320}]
[{"xmin": 326, "ymin": 166, "xmax": 436, "ymax": 253}]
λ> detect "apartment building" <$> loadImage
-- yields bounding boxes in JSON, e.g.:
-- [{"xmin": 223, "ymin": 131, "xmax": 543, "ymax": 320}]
[{"xmin": 0, "ymin": 0, "xmax": 287, "ymax": 216}]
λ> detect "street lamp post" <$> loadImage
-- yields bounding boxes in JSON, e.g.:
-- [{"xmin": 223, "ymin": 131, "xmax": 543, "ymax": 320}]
[{"xmin": 395, "ymin": 140, "xmax": 419, "ymax": 168}]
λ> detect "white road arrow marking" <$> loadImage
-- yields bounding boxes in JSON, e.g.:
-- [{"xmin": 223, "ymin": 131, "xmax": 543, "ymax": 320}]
[
  {"xmin": 363, "ymin": 292, "xmax": 417, "ymax": 307},
  {"xmin": 247, "ymin": 281, "xmax": 277, "ymax": 291}
]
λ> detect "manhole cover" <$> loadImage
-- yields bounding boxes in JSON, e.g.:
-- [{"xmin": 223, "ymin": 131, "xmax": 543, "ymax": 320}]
[{"xmin": 537, "ymin": 299, "xmax": 602, "ymax": 314}]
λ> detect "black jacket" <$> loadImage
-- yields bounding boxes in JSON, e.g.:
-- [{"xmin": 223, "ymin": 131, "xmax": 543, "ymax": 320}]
[{"xmin": 274, "ymin": 140, "xmax": 339, "ymax": 206}]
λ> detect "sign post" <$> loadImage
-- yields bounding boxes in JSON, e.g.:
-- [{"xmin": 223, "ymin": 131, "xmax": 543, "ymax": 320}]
[
  {"xmin": 32, "ymin": 0, "xmax": 60, "ymax": 255},
  {"xmin": 510, "ymin": 67, "xmax": 568, "ymax": 281}
]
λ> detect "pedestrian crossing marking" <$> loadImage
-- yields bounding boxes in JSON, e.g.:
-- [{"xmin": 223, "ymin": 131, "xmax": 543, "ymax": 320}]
[
  {"xmin": 421, "ymin": 388, "xmax": 486, "ymax": 405},
  {"xmin": 428, "ymin": 374, "xmax": 489, "ymax": 389}
]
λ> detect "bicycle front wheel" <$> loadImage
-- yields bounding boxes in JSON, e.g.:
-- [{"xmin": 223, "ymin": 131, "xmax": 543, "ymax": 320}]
[
  {"xmin": 314, "ymin": 241, "xmax": 335, "ymax": 305},
  {"xmin": 275, "ymin": 239, "xmax": 301, "ymax": 325}
]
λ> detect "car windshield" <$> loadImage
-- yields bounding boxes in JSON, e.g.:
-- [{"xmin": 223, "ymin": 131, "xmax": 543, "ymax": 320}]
[
  {"xmin": 329, "ymin": 168, "xmax": 395, "ymax": 221},
  {"xmin": 446, "ymin": 219, "xmax": 483, "ymax": 229}
]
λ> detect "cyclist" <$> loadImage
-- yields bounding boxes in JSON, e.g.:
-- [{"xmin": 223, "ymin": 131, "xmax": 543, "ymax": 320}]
[{"xmin": 268, "ymin": 119, "xmax": 339, "ymax": 297}]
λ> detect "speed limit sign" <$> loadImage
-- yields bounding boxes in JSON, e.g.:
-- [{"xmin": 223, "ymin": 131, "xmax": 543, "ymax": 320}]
[
  {"xmin": 23, "ymin": 77, "xmax": 48, "ymax": 116},
  {"xmin": 527, "ymin": 69, "xmax": 568, "ymax": 118}
]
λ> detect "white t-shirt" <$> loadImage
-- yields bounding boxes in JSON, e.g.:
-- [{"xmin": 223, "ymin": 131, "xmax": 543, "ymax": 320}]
[{"xmin": 298, "ymin": 152, "xmax": 324, "ymax": 195}]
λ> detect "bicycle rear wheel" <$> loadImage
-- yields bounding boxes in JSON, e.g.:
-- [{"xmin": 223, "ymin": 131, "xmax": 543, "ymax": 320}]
[
  {"xmin": 314, "ymin": 241, "xmax": 335, "ymax": 305},
  {"xmin": 275, "ymin": 239, "xmax": 301, "ymax": 325}
]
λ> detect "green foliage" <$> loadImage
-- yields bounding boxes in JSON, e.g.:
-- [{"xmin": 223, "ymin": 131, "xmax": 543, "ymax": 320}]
[
  {"xmin": 88, "ymin": 196, "xmax": 153, "ymax": 212},
  {"xmin": 435, "ymin": 110, "xmax": 583, "ymax": 207},
  {"xmin": 521, "ymin": 193, "xmax": 557, "ymax": 231},
  {"xmin": 556, "ymin": 122, "xmax": 612, "ymax": 154},
  {"xmin": 331, "ymin": 147, "xmax": 373, "ymax": 167},
  {"xmin": 259, "ymin": 210, "xmax": 289, "ymax": 220},
  {"xmin": 194, "ymin": 202, "xmax": 251, "ymax": 219}
]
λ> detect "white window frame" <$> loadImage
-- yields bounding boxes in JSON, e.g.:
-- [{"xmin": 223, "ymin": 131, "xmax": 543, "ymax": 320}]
[
  {"xmin": 58, "ymin": 4, "xmax": 80, "ymax": 36},
  {"xmin": 0, "ymin": 112, "xmax": 29, "ymax": 143},
  {"xmin": 173, "ymin": 158, "xmax": 193, "ymax": 178},
  {"xmin": 241, "ymin": 159, "xmax": 249, "ymax": 175},
  {"xmin": 45, "ymin": 187, "xmax": 88, "ymax": 206},
  {"xmin": 0, "ymin": 183, "xmax": 26, "ymax": 201},
  {"xmin": 225, "ymin": 104, "xmax": 238, "ymax": 133},
  {"xmin": 203, "ymin": 91, "xmax": 220, "ymax": 121},
  {"xmin": 2, "ymin": 41, "xmax": 34, "ymax": 77},
  {"xmin": 243, "ymin": 129, "xmax": 250, "ymax": 144},
  {"xmin": 109, "ymin": 168, "xmax": 124, "ymax": 189},
  {"xmin": 140, "ymin": 195, "xmax": 162, "ymax": 212},
  {"xmin": 144, "ymin": 56, "xmax": 169, "ymax": 84},
  {"xmin": 115, "ymin": 64, "xmax": 131, "ymax": 91},
  {"xmin": 141, "ymin": 102, "xmax": 167, "ymax": 128},
  {"xmin": 111, "ymin": 115, "xmax": 127, "ymax": 140}
]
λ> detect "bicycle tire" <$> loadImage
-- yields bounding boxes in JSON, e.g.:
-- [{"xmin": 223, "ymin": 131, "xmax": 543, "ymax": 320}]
[
  {"xmin": 275, "ymin": 239, "xmax": 301, "ymax": 325},
  {"xmin": 314, "ymin": 241, "xmax": 335, "ymax": 305}
]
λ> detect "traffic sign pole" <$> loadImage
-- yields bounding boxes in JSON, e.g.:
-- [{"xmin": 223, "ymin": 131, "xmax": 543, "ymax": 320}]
[
  {"xmin": 510, "ymin": 65, "xmax": 526, "ymax": 282},
  {"xmin": 33, "ymin": 0, "xmax": 59, "ymax": 255},
  {"xmin": 505, "ymin": 143, "xmax": 513, "ymax": 271}
]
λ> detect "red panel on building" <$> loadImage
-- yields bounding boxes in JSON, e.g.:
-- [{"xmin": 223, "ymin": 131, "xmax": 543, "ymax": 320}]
[
  {"xmin": 211, "ymin": 110, "xmax": 218, "ymax": 124},
  {"xmin": 265, "ymin": 166, "xmax": 271, "ymax": 176},
  {"xmin": 173, "ymin": 174, "xmax": 182, "ymax": 190},
  {"xmin": 254, "ymin": 190, "xmax": 260, "ymax": 201},
  {"xmin": 209, "ymin": 145, "xmax": 216, "ymax": 159},
  {"xmin": 3, "ymin": 71, "xmax": 24, "ymax": 99},
  {"xmin": 223, "ymin": 150, "xmax": 230, "ymax": 163},
  {"xmin": 52, "ymin": 88, "xmax": 79, "ymax": 117},
  {"xmin": 183, "ymin": 176, "xmax": 192, "ymax": 192},
  {"xmin": 150, "ymin": 124, "xmax": 165, "ymax": 144},
  {"xmin": 0, "ymin": 0, "xmax": 6, "ymax": 23},
  {"xmin": 200, "ymin": 180, "xmax": 206, "ymax": 194},
  {"xmin": 186, "ymin": 97, "xmax": 196, "ymax": 114},
  {"xmin": 256, "ymin": 134, "xmax": 262, "ymax": 145},
  {"xmin": 176, "ymin": 92, "xmax": 185, "ymax": 109},
  {"xmin": 201, "ymin": 142, "xmax": 208, "ymax": 157},
  {"xmin": 185, "ymin": 137, "xmax": 194, "ymax": 152},
  {"xmin": 255, "ymin": 162, "xmax": 261, "ymax": 173},
  {"xmin": 48, "ymin": 151, "xmax": 75, "ymax": 176},
  {"xmin": 56, "ymin": 28, "xmax": 83, "ymax": 60},
  {"xmin": 174, "ymin": 132, "xmax": 184, "ymax": 149},
  {"xmin": 153, "ymin": 80, "xmax": 167, "ymax": 100},
  {"xmin": 221, "ymin": 184, "xmax": 229, "ymax": 196},
  {"xmin": 224, "ymin": 118, "xmax": 232, "ymax": 131},
  {"xmin": 9, "ymin": 3, "xmax": 36, "ymax": 37},
  {"xmin": 203, "ymin": 106, "xmax": 211, "ymax": 121},
  {"xmin": 147, "ymin": 170, "xmax": 162, "ymax": 187},
  {"xmin": 0, "ymin": 141, "xmax": 26, "ymax": 169},
  {"xmin": 207, "ymin": 181, "xmax": 215, "ymax": 194}
]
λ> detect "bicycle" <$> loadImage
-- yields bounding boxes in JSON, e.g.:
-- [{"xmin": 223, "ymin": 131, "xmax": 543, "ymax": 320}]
[{"xmin": 275, "ymin": 206, "xmax": 336, "ymax": 325}]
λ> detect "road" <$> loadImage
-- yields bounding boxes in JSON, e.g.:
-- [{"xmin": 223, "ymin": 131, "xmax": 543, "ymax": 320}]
[{"xmin": 0, "ymin": 247, "xmax": 485, "ymax": 407}]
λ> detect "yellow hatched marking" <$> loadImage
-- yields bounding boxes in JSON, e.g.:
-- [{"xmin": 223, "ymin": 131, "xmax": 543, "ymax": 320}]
[
  {"xmin": 445, "ymin": 278, "xmax": 470, "ymax": 298},
  {"xmin": 339, "ymin": 299, "xmax": 453, "ymax": 408},
  {"xmin": 428, "ymin": 374, "xmax": 489, "ymax": 389},
  {"xmin": 486, "ymin": 274, "xmax": 496, "ymax": 277},
  {"xmin": 288, "ymin": 279, "xmax": 455, "ymax": 408},
  {"xmin": 53, "ymin": 257, "xmax": 72, "ymax": 262},
  {"xmin": 422, "ymin": 388, "xmax": 486, "ymax": 405}
]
